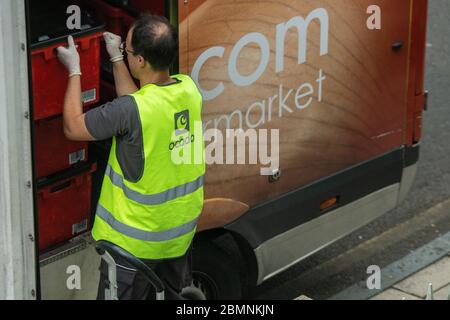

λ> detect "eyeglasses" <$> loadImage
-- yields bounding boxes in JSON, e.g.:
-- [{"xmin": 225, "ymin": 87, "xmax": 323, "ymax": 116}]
[{"xmin": 119, "ymin": 42, "xmax": 135, "ymax": 55}]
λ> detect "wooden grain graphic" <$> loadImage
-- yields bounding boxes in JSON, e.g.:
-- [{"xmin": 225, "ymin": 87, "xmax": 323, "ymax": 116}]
[{"xmin": 179, "ymin": 0, "xmax": 412, "ymax": 228}]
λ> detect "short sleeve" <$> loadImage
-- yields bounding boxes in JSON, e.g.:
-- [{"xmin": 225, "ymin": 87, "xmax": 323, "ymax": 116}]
[{"xmin": 84, "ymin": 95, "xmax": 138, "ymax": 141}]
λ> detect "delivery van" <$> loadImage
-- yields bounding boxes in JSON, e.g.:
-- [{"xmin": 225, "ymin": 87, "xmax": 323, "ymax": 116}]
[{"xmin": 0, "ymin": 0, "xmax": 428, "ymax": 300}]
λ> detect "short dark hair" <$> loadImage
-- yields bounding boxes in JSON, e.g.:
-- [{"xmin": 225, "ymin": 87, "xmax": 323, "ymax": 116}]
[{"xmin": 131, "ymin": 14, "xmax": 178, "ymax": 71}]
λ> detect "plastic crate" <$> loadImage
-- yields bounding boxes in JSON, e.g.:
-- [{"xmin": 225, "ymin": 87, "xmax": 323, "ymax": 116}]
[
  {"xmin": 128, "ymin": 0, "xmax": 165, "ymax": 15},
  {"xmin": 31, "ymin": 33, "xmax": 102, "ymax": 121},
  {"xmin": 77, "ymin": 0, "xmax": 136, "ymax": 81},
  {"xmin": 95, "ymin": 0, "xmax": 165, "ymax": 17},
  {"xmin": 37, "ymin": 163, "xmax": 96, "ymax": 252},
  {"xmin": 30, "ymin": 0, "xmax": 103, "ymax": 120},
  {"xmin": 79, "ymin": 0, "xmax": 135, "ymax": 38},
  {"xmin": 34, "ymin": 117, "xmax": 89, "ymax": 178}
]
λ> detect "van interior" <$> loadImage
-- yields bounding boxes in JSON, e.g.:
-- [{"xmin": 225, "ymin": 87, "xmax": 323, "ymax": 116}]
[{"xmin": 27, "ymin": 0, "xmax": 177, "ymax": 296}]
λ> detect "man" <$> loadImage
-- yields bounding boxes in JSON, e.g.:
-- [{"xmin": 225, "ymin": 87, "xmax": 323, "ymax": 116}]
[{"xmin": 56, "ymin": 14, "xmax": 206, "ymax": 300}]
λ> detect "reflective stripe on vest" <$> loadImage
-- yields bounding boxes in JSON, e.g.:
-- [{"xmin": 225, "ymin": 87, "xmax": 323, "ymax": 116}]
[
  {"xmin": 96, "ymin": 204, "xmax": 200, "ymax": 242},
  {"xmin": 105, "ymin": 164, "xmax": 204, "ymax": 205}
]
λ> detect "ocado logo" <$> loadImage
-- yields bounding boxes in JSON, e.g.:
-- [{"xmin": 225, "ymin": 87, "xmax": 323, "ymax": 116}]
[
  {"xmin": 169, "ymin": 134, "xmax": 195, "ymax": 151},
  {"xmin": 175, "ymin": 110, "xmax": 190, "ymax": 136},
  {"xmin": 170, "ymin": 110, "xmax": 195, "ymax": 151},
  {"xmin": 177, "ymin": 114, "xmax": 188, "ymax": 130}
]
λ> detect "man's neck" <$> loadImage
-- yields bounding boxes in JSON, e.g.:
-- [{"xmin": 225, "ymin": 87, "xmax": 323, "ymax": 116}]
[{"xmin": 139, "ymin": 70, "xmax": 175, "ymax": 87}]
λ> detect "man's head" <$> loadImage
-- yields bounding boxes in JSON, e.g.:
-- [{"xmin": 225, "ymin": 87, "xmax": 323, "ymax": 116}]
[{"xmin": 125, "ymin": 14, "xmax": 178, "ymax": 79}]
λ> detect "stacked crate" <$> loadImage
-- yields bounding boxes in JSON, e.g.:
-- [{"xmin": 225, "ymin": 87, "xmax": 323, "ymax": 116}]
[
  {"xmin": 77, "ymin": 0, "xmax": 166, "ymax": 102},
  {"xmin": 30, "ymin": 0, "xmax": 103, "ymax": 252},
  {"xmin": 31, "ymin": 0, "xmax": 167, "ymax": 253}
]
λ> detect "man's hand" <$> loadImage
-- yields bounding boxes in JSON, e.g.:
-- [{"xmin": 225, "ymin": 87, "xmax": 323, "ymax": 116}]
[
  {"xmin": 56, "ymin": 36, "xmax": 82, "ymax": 77},
  {"xmin": 104, "ymin": 32, "xmax": 138, "ymax": 95},
  {"xmin": 104, "ymin": 32, "xmax": 124, "ymax": 63}
]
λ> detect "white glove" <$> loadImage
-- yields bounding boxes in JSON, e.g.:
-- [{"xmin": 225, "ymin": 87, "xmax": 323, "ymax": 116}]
[
  {"xmin": 103, "ymin": 32, "xmax": 123, "ymax": 63},
  {"xmin": 56, "ymin": 36, "xmax": 81, "ymax": 77}
]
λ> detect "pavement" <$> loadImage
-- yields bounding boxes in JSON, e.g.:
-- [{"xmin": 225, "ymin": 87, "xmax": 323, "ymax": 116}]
[
  {"xmin": 330, "ymin": 231, "xmax": 450, "ymax": 300},
  {"xmin": 294, "ymin": 231, "xmax": 450, "ymax": 300},
  {"xmin": 371, "ymin": 255, "xmax": 450, "ymax": 300}
]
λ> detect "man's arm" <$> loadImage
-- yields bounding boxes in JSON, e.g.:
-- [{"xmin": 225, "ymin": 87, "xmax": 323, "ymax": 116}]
[
  {"xmin": 62, "ymin": 75, "xmax": 94, "ymax": 141},
  {"xmin": 104, "ymin": 32, "xmax": 138, "ymax": 96},
  {"xmin": 112, "ymin": 60, "xmax": 139, "ymax": 96},
  {"xmin": 57, "ymin": 36, "xmax": 95, "ymax": 141}
]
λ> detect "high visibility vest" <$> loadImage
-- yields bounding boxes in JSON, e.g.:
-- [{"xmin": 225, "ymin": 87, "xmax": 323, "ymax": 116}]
[{"xmin": 92, "ymin": 74, "xmax": 205, "ymax": 260}]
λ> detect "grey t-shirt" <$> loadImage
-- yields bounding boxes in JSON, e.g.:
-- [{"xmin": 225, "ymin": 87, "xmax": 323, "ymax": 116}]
[{"xmin": 85, "ymin": 95, "xmax": 144, "ymax": 182}]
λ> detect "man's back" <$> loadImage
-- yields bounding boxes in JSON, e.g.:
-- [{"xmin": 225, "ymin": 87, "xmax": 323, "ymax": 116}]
[{"xmin": 86, "ymin": 73, "xmax": 205, "ymax": 261}]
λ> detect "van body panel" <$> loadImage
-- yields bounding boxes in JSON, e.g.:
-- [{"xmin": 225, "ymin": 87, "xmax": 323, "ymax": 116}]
[
  {"xmin": 254, "ymin": 183, "xmax": 401, "ymax": 284},
  {"xmin": 180, "ymin": 0, "xmax": 412, "ymax": 211},
  {"xmin": 247, "ymin": 145, "xmax": 418, "ymax": 283}
]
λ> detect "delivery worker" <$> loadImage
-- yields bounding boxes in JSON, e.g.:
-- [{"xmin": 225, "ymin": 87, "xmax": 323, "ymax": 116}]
[{"xmin": 56, "ymin": 14, "xmax": 205, "ymax": 300}]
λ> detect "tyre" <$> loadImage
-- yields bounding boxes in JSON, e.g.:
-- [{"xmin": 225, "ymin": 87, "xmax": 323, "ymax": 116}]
[{"xmin": 181, "ymin": 241, "xmax": 243, "ymax": 300}]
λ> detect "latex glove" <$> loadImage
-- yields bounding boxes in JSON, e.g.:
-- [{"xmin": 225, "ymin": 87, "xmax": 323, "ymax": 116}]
[
  {"xmin": 103, "ymin": 32, "xmax": 124, "ymax": 63},
  {"xmin": 56, "ymin": 36, "xmax": 82, "ymax": 77}
]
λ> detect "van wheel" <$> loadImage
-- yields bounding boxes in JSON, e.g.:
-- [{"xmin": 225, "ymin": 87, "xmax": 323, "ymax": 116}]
[{"xmin": 181, "ymin": 242, "xmax": 243, "ymax": 300}]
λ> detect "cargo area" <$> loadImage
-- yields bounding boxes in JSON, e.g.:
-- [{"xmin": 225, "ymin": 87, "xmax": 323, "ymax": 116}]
[{"xmin": 28, "ymin": 0, "xmax": 173, "ymax": 257}]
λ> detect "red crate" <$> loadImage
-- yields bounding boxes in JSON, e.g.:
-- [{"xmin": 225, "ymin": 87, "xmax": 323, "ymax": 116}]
[
  {"xmin": 78, "ymin": 0, "xmax": 136, "ymax": 80},
  {"xmin": 34, "ymin": 117, "xmax": 89, "ymax": 178},
  {"xmin": 80, "ymin": 0, "xmax": 135, "ymax": 38},
  {"xmin": 31, "ymin": 32, "xmax": 102, "ymax": 121},
  {"xmin": 128, "ymin": 0, "xmax": 165, "ymax": 15},
  {"xmin": 37, "ymin": 164, "xmax": 96, "ymax": 252}
]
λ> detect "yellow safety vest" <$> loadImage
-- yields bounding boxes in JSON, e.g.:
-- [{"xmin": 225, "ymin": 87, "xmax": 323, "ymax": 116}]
[{"xmin": 92, "ymin": 74, "xmax": 205, "ymax": 260}]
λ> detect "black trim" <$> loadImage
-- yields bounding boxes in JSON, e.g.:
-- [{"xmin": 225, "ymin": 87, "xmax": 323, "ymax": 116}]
[
  {"xmin": 226, "ymin": 146, "xmax": 420, "ymax": 249},
  {"xmin": 155, "ymin": 77, "xmax": 182, "ymax": 87},
  {"xmin": 36, "ymin": 161, "xmax": 95, "ymax": 189},
  {"xmin": 30, "ymin": 25, "xmax": 105, "ymax": 50},
  {"xmin": 404, "ymin": 144, "xmax": 420, "ymax": 167}
]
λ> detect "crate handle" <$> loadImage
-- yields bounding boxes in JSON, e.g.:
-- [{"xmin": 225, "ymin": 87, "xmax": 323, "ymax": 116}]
[
  {"xmin": 40, "ymin": 178, "xmax": 76, "ymax": 199},
  {"xmin": 45, "ymin": 37, "xmax": 92, "ymax": 61}
]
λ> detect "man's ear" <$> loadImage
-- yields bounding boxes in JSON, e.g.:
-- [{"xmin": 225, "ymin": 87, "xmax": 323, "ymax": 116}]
[{"xmin": 137, "ymin": 55, "xmax": 146, "ymax": 68}]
